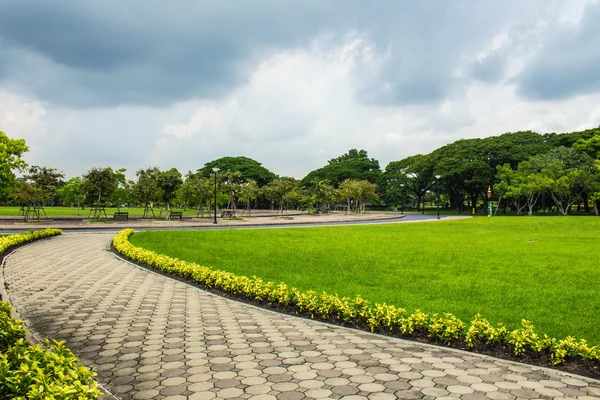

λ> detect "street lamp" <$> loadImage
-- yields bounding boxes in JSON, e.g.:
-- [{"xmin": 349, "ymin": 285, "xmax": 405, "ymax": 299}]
[
  {"xmin": 212, "ymin": 168, "xmax": 219, "ymax": 224},
  {"xmin": 435, "ymin": 175, "xmax": 441, "ymax": 219}
]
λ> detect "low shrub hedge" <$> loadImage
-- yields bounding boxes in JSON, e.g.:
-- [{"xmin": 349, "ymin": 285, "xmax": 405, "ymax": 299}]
[
  {"xmin": 114, "ymin": 228, "xmax": 599, "ymax": 371},
  {"xmin": 0, "ymin": 229, "xmax": 101, "ymax": 399},
  {"xmin": 0, "ymin": 228, "xmax": 62, "ymax": 254}
]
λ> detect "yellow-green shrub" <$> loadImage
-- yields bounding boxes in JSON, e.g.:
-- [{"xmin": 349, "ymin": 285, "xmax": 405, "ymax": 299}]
[{"xmin": 0, "ymin": 230, "xmax": 100, "ymax": 399}]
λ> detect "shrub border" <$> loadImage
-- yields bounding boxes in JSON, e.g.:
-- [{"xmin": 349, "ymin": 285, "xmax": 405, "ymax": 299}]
[
  {"xmin": 0, "ymin": 229, "xmax": 103, "ymax": 399},
  {"xmin": 114, "ymin": 228, "xmax": 600, "ymax": 379}
]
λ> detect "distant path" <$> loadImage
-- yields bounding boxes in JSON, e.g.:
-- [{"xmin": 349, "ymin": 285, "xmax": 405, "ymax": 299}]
[
  {"xmin": 0, "ymin": 212, "xmax": 470, "ymax": 234},
  {"xmin": 3, "ymin": 233, "xmax": 599, "ymax": 399}
]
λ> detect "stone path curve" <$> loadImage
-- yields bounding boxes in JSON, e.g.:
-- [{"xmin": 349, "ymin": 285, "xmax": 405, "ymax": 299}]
[{"xmin": 3, "ymin": 233, "xmax": 600, "ymax": 400}]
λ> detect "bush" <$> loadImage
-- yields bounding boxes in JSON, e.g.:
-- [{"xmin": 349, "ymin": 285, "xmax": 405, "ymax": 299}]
[{"xmin": 0, "ymin": 229, "xmax": 101, "ymax": 399}]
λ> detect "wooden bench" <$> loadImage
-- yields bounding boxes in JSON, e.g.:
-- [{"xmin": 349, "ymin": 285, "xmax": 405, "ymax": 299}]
[
  {"xmin": 221, "ymin": 209, "xmax": 236, "ymax": 218},
  {"xmin": 168, "ymin": 211, "xmax": 183, "ymax": 220},
  {"xmin": 113, "ymin": 212, "xmax": 129, "ymax": 221}
]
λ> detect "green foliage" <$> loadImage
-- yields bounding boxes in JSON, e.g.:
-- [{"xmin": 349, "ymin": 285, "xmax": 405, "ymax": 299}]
[
  {"xmin": 338, "ymin": 179, "xmax": 378, "ymax": 213},
  {"xmin": 157, "ymin": 168, "xmax": 183, "ymax": 209},
  {"xmin": 465, "ymin": 314, "xmax": 508, "ymax": 348},
  {"xmin": 57, "ymin": 177, "xmax": 85, "ymax": 209},
  {"xmin": 0, "ymin": 131, "xmax": 29, "ymax": 201},
  {"xmin": 0, "ymin": 230, "xmax": 99, "ymax": 399},
  {"xmin": 199, "ymin": 156, "xmax": 276, "ymax": 186},
  {"xmin": 264, "ymin": 177, "xmax": 299, "ymax": 215},
  {"xmin": 82, "ymin": 167, "xmax": 118, "ymax": 206},
  {"xmin": 133, "ymin": 167, "xmax": 160, "ymax": 210},
  {"xmin": 24, "ymin": 166, "xmax": 65, "ymax": 205},
  {"xmin": 116, "ymin": 225, "xmax": 600, "ymax": 365},
  {"xmin": 301, "ymin": 150, "xmax": 381, "ymax": 188}
]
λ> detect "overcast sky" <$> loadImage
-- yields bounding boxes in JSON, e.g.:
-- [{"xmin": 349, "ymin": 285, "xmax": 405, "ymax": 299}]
[{"xmin": 1, "ymin": 0, "xmax": 600, "ymax": 179}]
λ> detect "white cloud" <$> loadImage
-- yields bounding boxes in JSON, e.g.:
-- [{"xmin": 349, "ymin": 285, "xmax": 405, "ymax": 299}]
[{"xmin": 1, "ymin": 1, "xmax": 599, "ymax": 181}]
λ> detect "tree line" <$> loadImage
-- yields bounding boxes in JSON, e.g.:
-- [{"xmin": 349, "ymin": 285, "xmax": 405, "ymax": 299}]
[{"xmin": 1, "ymin": 127, "xmax": 599, "ymax": 216}]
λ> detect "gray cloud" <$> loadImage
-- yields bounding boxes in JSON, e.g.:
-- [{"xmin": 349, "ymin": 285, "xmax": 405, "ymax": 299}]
[
  {"xmin": 0, "ymin": 0, "xmax": 552, "ymax": 108},
  {"xmin": 516, "ymin": 2, "xmax": 600, "ymax": 100}
]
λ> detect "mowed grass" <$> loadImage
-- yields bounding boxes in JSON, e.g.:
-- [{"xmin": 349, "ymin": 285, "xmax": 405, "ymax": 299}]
[{"xmin": 130, "ymin": 217, "xmax": 600, "ymax": 343}]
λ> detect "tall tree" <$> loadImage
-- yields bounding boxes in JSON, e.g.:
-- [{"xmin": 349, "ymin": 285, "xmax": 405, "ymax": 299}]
[
  {"xmin": 265, "ymin": 177, "xmax": 298, "ymax": 216},
  {"xmin": 0, "ymin": 131, "xmax": 29, "ymax": 201},
  {"xmin": 238, "ymin": 179, "xmax": 260, "ymax": 215},
  {"xmin": 24, "ymin": 165, "xmax": 65, "ymax": 205},
  {"xmin": 301, "ymin": 149, "xmax": 381, "ymax": 187},
  {"xmin": 157, "ymin": 168, "xmax": 183, "ymax": 212},
  {"xmin": 82, "ymin": 167, "xmax": 118, "ymax": 207},
  {"xmin": 385, "ymin": 154, "xmax": 436, "ymax": 211},
  {"xmin": 304, "ymin": 179, "xmax": 336, "ymax": 213},
  {"xmin": 57, "ymin": 177, "xmax": 85, "ymax": 214},
  {"xmin": 531, "ymin": 147, "xmax": 594, "ymax": 215},
  {"xmin": 134, "ymin": 167, "xmax": 160, "ymax": 218},
  {"xmin": 199, "ymin": 156, "xmax": 276, "ymax": 186}
]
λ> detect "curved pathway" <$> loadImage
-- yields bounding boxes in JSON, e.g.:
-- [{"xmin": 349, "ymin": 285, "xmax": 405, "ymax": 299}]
[{"xmin": 3, "ymin": 234, "xmax": 600, "ymax": 400}]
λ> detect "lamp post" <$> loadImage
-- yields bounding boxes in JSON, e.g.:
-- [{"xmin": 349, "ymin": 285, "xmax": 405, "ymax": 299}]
[
  {"xmin": 212, "ymin": 167, "xmax": 219, "ymax": 224},
  {"xmin": 435, "ymin": 175, "xmax": 441, "ymax": 219}
]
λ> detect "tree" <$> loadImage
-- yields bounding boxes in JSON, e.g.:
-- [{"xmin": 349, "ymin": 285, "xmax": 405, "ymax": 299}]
[
  {"xmin": 301, "ymin": 150, "xmax": 381, "ymax": 187},
  {"xmin": 338, "ymin": 179, "xmax": 378, "ymax": 214},
  {"xmin": 180, "ymin": 172, "xmax": 213, "ymax": 217},
  {"xmin": 496, "ymin": 162, "xmax": 545, "ymax": 216},
  {"xmin": 24, "ymin": 165, "xmax": 64, "ymax": 205},
  {"xmin": 82, "ymin": 167, "xmax": 118, "ymax": 208},
  {"xmin": 573, "ymin": 130, "xmax": 600, "ymax": 160},
  {"xmin": 238, "ymin": 179, "xmax": 260, "ymax": 215},
  {"xmin": 385, "ymin": 154, "xmax": 436, "ymax": 211},
  {"xmin": 11, "ymin": 181, "xmax": 45, "ymax": 220},
  {"xmin": 157, "ymin": 168, "xmax": 183, "ymax": 213},
  {"xmin": 222, "ymin": 171, "xmax": 243, "ymax": 210},
  {"xmin": 265, "ymin": 177, "xmax": 298, "ymax": 215},
  {"xmin": 304, "ymin": 179, "xmax": 336, "ymax": 213},
  {"xmin": 531, "ymin": 147, "xmax": 594, "ymax": 215},
  {"xmin": 0, "ymin": 131, "xmax": 29, "ymax": 201},
  {"xmin": 328, "ymin": 149, "xmax": 369, "ymax": 164},
  {"xmin": 109, "ymin": 168, "xmax": 133, "ymax": 213},
  {"xmin": 199, "ymin": 156, "xmax": 276, "ymax": 186},
  {"xmin": 590, "ymin": 160, "xmax": 600, "ymax": 215},
  {"xmin": 134, "ymin": 167, "xmax": 160, "ymax": 218},
  {"xmin": 57, "ymin": 177, "xmax": 85, "ymax": 215}
]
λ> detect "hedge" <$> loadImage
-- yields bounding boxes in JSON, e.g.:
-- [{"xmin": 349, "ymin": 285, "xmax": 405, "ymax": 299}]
[{"xmin": 0, "ymin": 229, "xmax": 101, "ymax": 399}]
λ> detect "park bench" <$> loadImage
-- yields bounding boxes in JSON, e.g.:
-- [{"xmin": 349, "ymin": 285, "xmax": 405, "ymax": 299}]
[
  {"xmin": 113, "ymin": 212, "xmax": 129, "ymax": 221},
  {"xmin": 221, "ymin": 209, "xmax": 236, "ymax": 218},
  {"xmin": 168, "ymin": 211, "xmax": 183, "ymax": 220}
]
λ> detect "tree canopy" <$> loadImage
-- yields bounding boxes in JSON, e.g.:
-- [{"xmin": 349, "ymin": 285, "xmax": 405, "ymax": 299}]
[
  {"xmin": 198, "ymin": 156, "xmax": 276, "ymax": 186},
  {"xmin": 0, "ymin": 131, "xmax": 29, "ymax": 201},
  {"xmin": 301, "ymin": 149, "xmax": 381, "ymax": 188}
]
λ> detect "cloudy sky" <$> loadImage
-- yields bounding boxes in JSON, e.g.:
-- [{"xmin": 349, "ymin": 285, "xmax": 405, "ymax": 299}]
[{"xmin": 1, "ymin": 0, "xmax": 600, "ymax": 179}]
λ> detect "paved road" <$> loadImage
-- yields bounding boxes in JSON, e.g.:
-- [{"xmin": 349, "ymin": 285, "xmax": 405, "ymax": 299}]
[
  {"xmin": 0, "ymin": 212, "xmax": 453, "ymax": 234},
  {"xmin": 4, "ymin": 233, "xmax": 600, "ymax": 399}
]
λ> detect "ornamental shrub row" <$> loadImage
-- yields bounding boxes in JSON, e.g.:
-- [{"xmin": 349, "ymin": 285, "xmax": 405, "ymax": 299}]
[
  {"xmin": 114, "ymin": 228, "xmax": 600, "ymax": 366},
  {"xmin": 0, "ymin": 229, "xmax": 102, "ymax": 399},
  {"xmin": 0, "ymin": 228, "xmax": 62, "ymax": 254}
]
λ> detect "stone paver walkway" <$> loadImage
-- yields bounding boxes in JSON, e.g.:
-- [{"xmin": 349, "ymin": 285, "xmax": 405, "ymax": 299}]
[{"xmin": 3, "ymin": 233, "xmax": 600, "ymax": 400}]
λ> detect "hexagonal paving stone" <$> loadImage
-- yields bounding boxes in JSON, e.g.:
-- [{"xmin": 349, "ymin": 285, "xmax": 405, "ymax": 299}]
[{"xmin": 6, "ymin": 233, "xmax": 600, "ymax": 400}]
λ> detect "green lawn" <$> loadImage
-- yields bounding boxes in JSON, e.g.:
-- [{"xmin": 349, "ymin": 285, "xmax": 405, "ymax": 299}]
[{"xmin": 130, "ymin": 217, "xmax": 600, "ymax": 343}]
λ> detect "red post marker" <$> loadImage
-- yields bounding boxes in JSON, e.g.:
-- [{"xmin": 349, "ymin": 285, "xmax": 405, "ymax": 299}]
[{"xmin": 487, "ymin": 186, "xmax": 492, "ymax": 199}]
